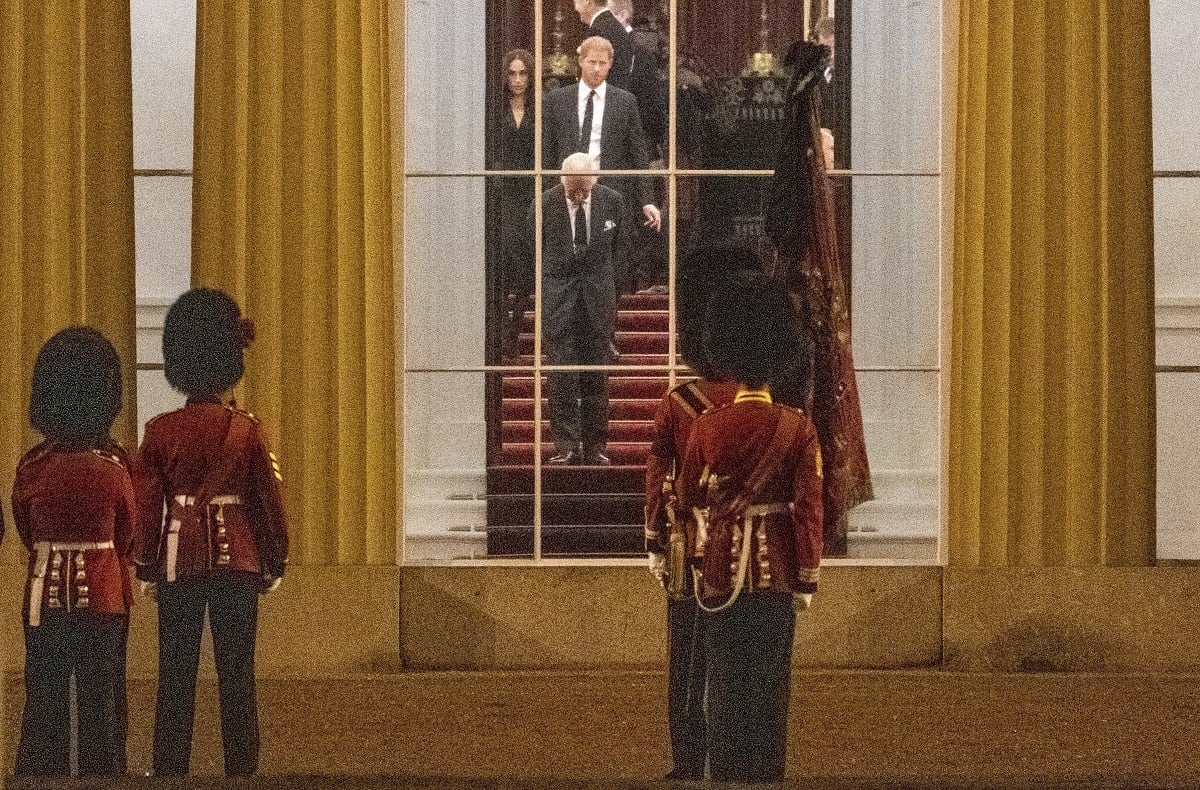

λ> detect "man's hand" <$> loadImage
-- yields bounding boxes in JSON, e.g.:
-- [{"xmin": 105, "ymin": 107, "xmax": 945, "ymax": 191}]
[
  {"xmin": 648, "ymin": 552, "xmax": 667, "ymax": 581},
  {"xmin": 642, "ymin": 204, "xmax": 662, "ymax": 232},
  {"xmin": 796, "ymin": 592, "xmax": 814, "ymax": 611},
  {"xmin": 262, "ymin": 575, "xmax": 283, "ymax": 594},
  {"xmin": 139, "ymin": 581, "xmax": 157, "ymax": 601}
]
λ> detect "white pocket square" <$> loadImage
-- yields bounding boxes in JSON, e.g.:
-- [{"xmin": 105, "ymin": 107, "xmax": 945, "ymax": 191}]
[{"xmin": 603, "ymin": 219, "xmax": 617, "ymax": 231}]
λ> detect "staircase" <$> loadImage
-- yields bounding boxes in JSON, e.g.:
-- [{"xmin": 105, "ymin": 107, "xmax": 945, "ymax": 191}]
[{"xmin": 486, "ymin": 292, "xmax": 671, "ymax": 556}]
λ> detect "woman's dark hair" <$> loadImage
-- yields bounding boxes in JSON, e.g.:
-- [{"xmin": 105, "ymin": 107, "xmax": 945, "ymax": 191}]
[
  {"xmin": 702, "ymin": 271, "xmax": 808, "ymax": 390},
  {"xmin": 676, "ymin": 242, "xmax": 763, "ymax": 379},
  {"xmin": 163, "ymin": 288, "xmax": 247, "ymax": 396},
  {"xmin": 502, "ymin": 49, "xmax": 534, "ymax": 96},
  {"xmin": 30, "ymin": 326, "xmax": 122, "ymax": 446}
]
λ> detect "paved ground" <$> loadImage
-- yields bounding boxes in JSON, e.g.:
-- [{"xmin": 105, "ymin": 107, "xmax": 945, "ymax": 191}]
[{"xmin": 5, "ymin": 669, "xmax": 1200, "ymax": 787}]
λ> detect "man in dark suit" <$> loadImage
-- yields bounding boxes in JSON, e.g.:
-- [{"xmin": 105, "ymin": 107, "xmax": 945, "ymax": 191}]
[
  {"xmin": 574, "ymin": 0, "xmax": 633, "ymax": 91},
  {"xmin": 610, "ymin": 1, "xmax": 667, "ymax": 152},
  {"xmin": 543, "ymin": 35, "xmax": 661, "ymax": 231},
  {"xmin": 526, "ymin": 153, "xmax": 627, "ymax": 466},
  {"xmin": 543, "ymin": 35, "xmax": 660, "ymax": 297}
]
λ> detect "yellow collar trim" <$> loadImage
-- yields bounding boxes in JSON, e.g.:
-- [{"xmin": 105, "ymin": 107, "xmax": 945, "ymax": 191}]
[{"xmin": 734, "ymin": 388, "xmax": 773, "ymax": 405}]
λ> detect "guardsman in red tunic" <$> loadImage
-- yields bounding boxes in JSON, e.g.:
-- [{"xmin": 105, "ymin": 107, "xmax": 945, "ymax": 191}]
[
  {"xmin": 678, "ymin": 272, "xmax": 823, "ymax": 783},
  {"xmin": 132, "ymin": 288, "xmax": 288, "ymax": 777},
  {"xmin": 643, "ymin": 243, "xmax": 759, "ymax": 780},
  {"xmin": 8, "ymin": 327, "xmax": 134, "ymax": 777}
]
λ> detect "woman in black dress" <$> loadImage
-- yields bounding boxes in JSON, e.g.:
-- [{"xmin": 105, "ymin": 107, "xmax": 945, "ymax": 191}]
[{"xmin": 497, "ymin": 48, "xmax": 535, "ymax": 358}]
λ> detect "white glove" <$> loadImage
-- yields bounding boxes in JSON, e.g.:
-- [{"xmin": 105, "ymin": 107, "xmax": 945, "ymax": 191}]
[
  {"xmin": 796, "ymin": 593, "xmax": 813, "ymax": 611},
  {"xmin": 139, "ymin": 581, "xmax": 157, "ymax": 601},
  {"xmin": 648, "ymin": 552, "xmax": 667, "ymax": 581},
  {"xmin": 262, "ymin": 576, "xmax": 283, "ymax": 594}
]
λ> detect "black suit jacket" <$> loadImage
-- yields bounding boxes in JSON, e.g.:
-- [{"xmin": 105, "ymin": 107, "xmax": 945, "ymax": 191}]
[
  {"xmin": 528, "ymin": 182, "xmax": 626, "ymax": 280},
  {"xmin": 524, "ymin": 183, "xmax": 626, "ymax": 347},
  {"xmin": 585, "ymin": 10, "xmax": 633, "ymax": 91},
  {"xmin": 542, "ymin": 83, "xmax": 651, "ymax": 208}
]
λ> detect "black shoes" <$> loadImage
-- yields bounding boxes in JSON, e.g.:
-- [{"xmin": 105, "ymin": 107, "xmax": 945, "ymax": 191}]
[
  {"xmin": 582, "ymin": 449, "xmax": 611, "ymax": 466},
  {"xmin": 548, "ymin": 447, "xmax": 609, "ymax": 466}
]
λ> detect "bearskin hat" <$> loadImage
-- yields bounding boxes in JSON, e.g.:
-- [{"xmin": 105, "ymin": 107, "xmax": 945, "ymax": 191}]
[
  {"xmin": 30, "ymin": 326, "xmax": 122, "ymax": 446},
  {"xmin": 676, "ymin": 242, "xmax": 763, "ymax": 379},
  {"xmin": 702, "ymin": 271, "xmax": 809, "ymax": 390},
  {"xmin": 163, "ymin": 288, "xmax": 249, "ymax": 396}
]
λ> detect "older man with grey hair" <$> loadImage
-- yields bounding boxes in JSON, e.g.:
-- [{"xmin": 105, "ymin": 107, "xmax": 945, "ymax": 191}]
[{"xmin": 523, "ymin": 153, "xmax": 628, "ymax": 465}]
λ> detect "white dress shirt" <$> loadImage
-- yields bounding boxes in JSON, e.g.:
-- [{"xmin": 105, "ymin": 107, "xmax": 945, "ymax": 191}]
[{"xmin": 577, "ymin": 80, "xmax": 606, "ymax": 163}]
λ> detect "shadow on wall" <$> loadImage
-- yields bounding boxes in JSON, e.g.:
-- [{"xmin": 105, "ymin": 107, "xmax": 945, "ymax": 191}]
[{"xmin": 984, "ymin": 617, "xmax": 1113, "ymax": 673}]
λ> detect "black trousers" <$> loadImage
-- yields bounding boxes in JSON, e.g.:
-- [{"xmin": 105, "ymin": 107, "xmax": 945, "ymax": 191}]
[
  {"xmin": 543, "ymin": 285, "xmax": 612, "ymax": 454},
  {"xmin": 154, "ymin": 571, "xmax": 261, "ymax": 777},
  {"xmin": 666, "ymin": 594, "xmax": 706, "ymax": 777},
  {"xmin": 703, "ymin": 591, "xmax": 796, "ymax": 783},
  {"xmin": 17, "ymin": 611, "xmax": 126, "ymax": 777}
]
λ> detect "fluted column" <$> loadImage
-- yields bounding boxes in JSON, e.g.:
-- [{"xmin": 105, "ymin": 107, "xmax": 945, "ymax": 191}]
[
  {"xmin": 192, "ymin": 0, "xmax": 396, "ymax": 565},
  {"xmin": 949, "ymin": 0, "xmax": 1156, "ymax": 566},
  {"xmin": 0, "ymin": 1, "xmax": 138, "ymax": 570}
]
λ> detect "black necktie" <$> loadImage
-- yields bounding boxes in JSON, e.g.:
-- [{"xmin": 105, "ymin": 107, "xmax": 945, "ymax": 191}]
[
  {"xmin": 573, "ymin": 203, "xmax": 587, "ymax": 255},
  {"xmin": 578, "ymin": 90, "xmax": 595, "ymax": 152}
]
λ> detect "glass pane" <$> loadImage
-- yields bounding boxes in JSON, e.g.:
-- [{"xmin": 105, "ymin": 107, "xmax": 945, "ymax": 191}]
[
  {"xmin": 535, "ymin": 174, "xmax": 671, "ymax": 370},
  {"xmin": 533, "ymin": 366, "xmax": 666, "ymax": 557},
  {"xmin": 1151, "ymin": 1, "xmax": 1200, "ymax": 171},
  {"xmin": 849, "ymin": 175, "xmax": 941, "ymax": 369},
  {"xmin": 676, "ymin": 173, "xmax": 940, "ymax": 371},
  {"xmin": 675, "ymin": 3, "xmax": 939, "ymax": 174},
  {"xmin": 131, "ymin": 0, "xmax": 195, "ymax": 170},
  {"xmin": 1154, "ymin": 179, "xmax": 1200, "ymax": 301},
  {"xmin": 405, "ymin": 2, "xmax": 491, "ymax": 173},
  {"xmin": 403, "ymin": 372, "xmax": 515, "ymax": 561},
  {"xmin": 134, "ymin": 176, "xmax": 192, "ymax": 301},
  {"xmin": 849, "ymin": 2, "xmax": 940, "ymax": 172},
  {"xmin": 404, "ymin": 175, "xmax": 494, "ymax": 369},
  {"xmin": 1157, "ymin": 372, "xmax": 1200, "ymax": 560},
  {"xmin": 136, "ymin": 369, "xmax": 184, "ymax": 445},
  {"xmin": 850, "ymin": 370, "xmax": 939, "ymax": 560}
]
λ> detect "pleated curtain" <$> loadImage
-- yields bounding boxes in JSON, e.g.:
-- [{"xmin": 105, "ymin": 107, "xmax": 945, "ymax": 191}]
[
  {"xmin": 191, "ymin": 1, "xmax": 396, "ymax": 565},
  {"xmin": 949, "ymin": 0, "xmax": 1156, "ymax": 566},
  {"xmin": 0, "ymin": 2, "xmax": 138, "ymax": 566}
]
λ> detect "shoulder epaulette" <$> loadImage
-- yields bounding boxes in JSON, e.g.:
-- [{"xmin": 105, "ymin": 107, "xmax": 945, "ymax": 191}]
[
  {"xmin": 91, "ymin": 448, "xmax": 125, "ymax": 467},
  {"xmin": 16, "ymin": 441, "xmax": 54, "ymax": 472},
  {"xmin": 226, "ymin": 404, "xmax": 261, "ymax": 424},
  {"xmin": 670, "ymin": 379, "xmax": 714, "ymax": 418},
  {"xmin": 143, "ymin": 409, "xmax": 180, "ymax": 432}
]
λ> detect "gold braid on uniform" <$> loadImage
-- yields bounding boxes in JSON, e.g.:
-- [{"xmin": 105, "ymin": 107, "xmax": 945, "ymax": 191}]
[{"xmin": 734, "ymin": 387, "xmax": 772, "ymax": 405}]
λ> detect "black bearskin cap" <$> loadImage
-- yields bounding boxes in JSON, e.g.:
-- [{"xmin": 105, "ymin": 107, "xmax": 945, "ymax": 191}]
[
  {"xmin": 702, "ymin": 272, "xmax": 808, "ymax": 390},
  {"xmin": 30, "ymin": 326, "xmax": 122, "ymax": 446},
  {"xmin": 677, "ymin": 243, "xmax": 763, "ymax": 379},
  {"xmin": 163, "ymin": 288, "xmax": 247, "ymax": 396}
]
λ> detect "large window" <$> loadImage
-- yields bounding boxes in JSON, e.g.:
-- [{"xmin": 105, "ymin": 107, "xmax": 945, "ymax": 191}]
[
  {"xmin": 1151, "ymin": 1, "xmax": 1200, "ymax": 560},
  {"xmin": 401, "ymin": 1, "xmax": 943, "ymax": 563}
]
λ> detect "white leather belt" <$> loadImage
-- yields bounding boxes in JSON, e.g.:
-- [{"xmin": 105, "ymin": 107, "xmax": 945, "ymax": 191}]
[
  {"xmin": 694, "ymin": 502, "xmax": 793, "ymax": 614},
  {"xmin": 29, "ymin": 540, "xmax": 115, "ymax": 627},
  {"xmin": 165, "ymin": 494, "xmax": 242, "ymax": 582},
  {"xmin": 742, "ymin": 503, "xmax": 793, "ymax": 518}
]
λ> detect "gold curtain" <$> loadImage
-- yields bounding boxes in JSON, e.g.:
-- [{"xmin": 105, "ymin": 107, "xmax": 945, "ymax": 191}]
[
  {"xmin": 949, "ymin": 0, "xmax": 1155, "ymax": 566},
  {"xmin": 0, "ymin": 2, "xmax": 138, "ymax": 565},
  {"xmin": 192, "ymin": 0, "xmax": 396, "ymax": 565}
]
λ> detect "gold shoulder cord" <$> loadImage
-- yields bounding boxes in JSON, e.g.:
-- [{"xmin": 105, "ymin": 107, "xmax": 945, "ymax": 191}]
[{"xmin": 734, "ymin": 387, "xmax": 772, "ymax": 405}]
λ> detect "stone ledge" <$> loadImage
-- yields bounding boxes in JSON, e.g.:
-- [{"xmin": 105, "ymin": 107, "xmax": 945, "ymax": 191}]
[{"xmin": 943, "ymin": 566, "xmax": 1200, "ymax": 673}]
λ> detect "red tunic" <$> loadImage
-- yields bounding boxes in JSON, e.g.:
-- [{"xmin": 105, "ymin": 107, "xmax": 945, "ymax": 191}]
[
  {"xmin": 644, "ymin": 378, "xmax": 740, "ymax": 553},
  {"xmin": 679, "ymin": 399, "xmax": 824, "ymax": 595},
  {"xmin": 11, "ymin": 441, "xmax": 136, "ymax": 620},
  {"xmin": 132, "ymin": 397, "xmax": 289, "ymax": 582}
]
